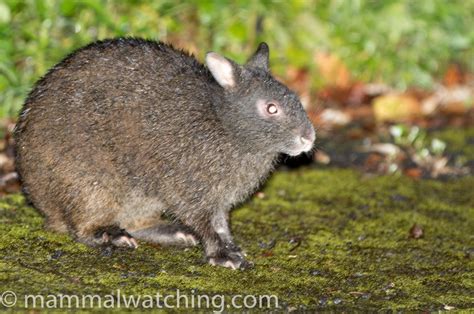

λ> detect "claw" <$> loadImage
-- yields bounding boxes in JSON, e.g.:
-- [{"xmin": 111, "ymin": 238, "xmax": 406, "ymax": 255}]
[
  {"xmin": 95, "ymin": 226, "xmax": 138, "ymax": 249},
  {"xmin": 112, "ymin": 235, "xmax": 139, "ymax": 248},
  {"xmin": 207, "ymin": 252, "xmax": 253, "ymax": 270},
  {"xmin": 175, "ymin": 231, "xmax": 199, "ymax": 246}
]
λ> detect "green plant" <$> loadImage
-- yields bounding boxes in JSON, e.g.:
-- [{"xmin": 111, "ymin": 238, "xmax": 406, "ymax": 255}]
[
  {"xmin": 1, "ymin": 0, "xmax": 473, "ymax": 118},
  {"xmin": 390, "ymin": 125, "xmax": 446, "ymax": 158}
]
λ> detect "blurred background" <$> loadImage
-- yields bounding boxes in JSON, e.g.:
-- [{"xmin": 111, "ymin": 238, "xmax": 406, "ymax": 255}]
[{"xmin": 0, "ymin": 0, "xmax": 473, "ymax": 194}]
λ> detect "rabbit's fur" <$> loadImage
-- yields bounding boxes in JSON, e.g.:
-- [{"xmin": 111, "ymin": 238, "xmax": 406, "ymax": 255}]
[{"xmin": 15, "ymin": 38, "xmax": 315, "ymax": 269}]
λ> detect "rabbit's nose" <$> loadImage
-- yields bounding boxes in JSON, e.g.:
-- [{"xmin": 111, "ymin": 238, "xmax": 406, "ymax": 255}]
[
  {"xmin": 299, "ymin": 127, "xmax": 316, "ymax": 145},
  {"xmin": 300, "ymin": 136, "xmax": 311, "ymax": 146}
]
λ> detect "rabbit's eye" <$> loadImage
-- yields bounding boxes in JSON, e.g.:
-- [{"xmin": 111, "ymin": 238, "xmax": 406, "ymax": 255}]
[
  {"xmin": 266, "ymin": 103, "xmax": 278, "ymax": 115},
  {"xmin": 256, "ymin": 100, "xmax": 282, "ymax": 119}
]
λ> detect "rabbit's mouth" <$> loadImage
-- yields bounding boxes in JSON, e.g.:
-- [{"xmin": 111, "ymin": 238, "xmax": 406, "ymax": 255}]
[
  {"xmin": 284, "ymin": 131, "xmax": 316, "ymax": 156},
  {"xmin": 285, "ymin": 143, "xmax": 313, "ymax": 156}
]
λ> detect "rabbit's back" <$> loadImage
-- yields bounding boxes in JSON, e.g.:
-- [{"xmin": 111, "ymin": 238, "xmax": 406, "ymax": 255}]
[{"xmin": 17, "ymin": 38, "xmax": 219, "ymax": 171}]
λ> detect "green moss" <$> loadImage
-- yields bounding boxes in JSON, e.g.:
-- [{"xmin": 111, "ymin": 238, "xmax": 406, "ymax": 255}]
[
  {"xmin": 0, "ymin": 169, "xmax": 473, "ymax": 311},
  {"xmin": 431, "ymin": 127, "xmax": 474, "ymax": 160}
]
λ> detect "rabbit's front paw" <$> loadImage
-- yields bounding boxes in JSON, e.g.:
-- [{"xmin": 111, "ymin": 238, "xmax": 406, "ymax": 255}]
[{"xmin": 207, "ymin": 250, "xmax": 253, "ymax": 270}]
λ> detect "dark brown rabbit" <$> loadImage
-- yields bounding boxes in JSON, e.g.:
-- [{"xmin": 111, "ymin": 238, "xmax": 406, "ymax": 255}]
[{"xmin": 15, "ymin": 38, "xmax": 315, "ymax": 269}]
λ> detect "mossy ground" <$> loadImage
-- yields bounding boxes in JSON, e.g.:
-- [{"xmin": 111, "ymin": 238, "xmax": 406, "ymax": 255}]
[
  {"xmin": 0, "ymin": 168, "xmax": 473, "ymax": 311},
  {"xmin": 433, "ymin": 127, "xmax": 474, "ymax": 161}
]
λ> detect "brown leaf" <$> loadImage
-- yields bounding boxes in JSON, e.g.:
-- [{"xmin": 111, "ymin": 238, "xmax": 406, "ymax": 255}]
[
  {"xmin": 261, "ymin": 251, "xmax": 274, "ymax": 257},
  {"xmin": 409, "ymin": 224, "xmax": 423, "ymax": 239},
  {"xmin": 404, "ymin": 168, "xmax": 422, "ymax": 179},
  {"xmin": 315, "ymin": 52, "xmax": 351, "ymax": 88},
  {"xmin": 364, "ymin": 153, "xmax": 383, "ymax": 171},
  {"xmin": 443, "ymin": 64, "xmax": 464, "ymax": 87}
]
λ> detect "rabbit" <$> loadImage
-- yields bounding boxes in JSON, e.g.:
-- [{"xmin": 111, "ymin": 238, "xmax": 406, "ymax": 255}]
[{"xmin": 14, "ymin": 38, "xmax": 315, "ymax": 269}]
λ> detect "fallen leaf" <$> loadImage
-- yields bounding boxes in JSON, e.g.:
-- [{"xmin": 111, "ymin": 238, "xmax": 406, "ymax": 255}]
[
  {"xmin": 314, "ymin": 150, "xmax": 330, "ymax": 165},
  {"xmin": 405, "ymin": 168, "xmax": 422, "ymax": 179},
  {"xmin": 320, "ymin": 108, "xmax": 351, "ymax": 126},
  {"xmin": 409, "ymin": 224, "xmax": 423, "ymax": 239},
  {"xmin": 373, "ymin": 94, "xmax": 421, "ymax": 122},
  {"xmin": 443, "ymin": 64, "xmax": 463, "ymax": 87},
  {"xmin": 261, "ymin": 251, "xmax": 273, "ymax": 257},
  {"xmin": 364, "ymin": 143, "xmax": 401, "ymax": 156},
  {"xmin": 364, "ymin": 153, "xmax": 383, "ymax": 170},
  {"xmin": 315, "ymin": 52, "xmax": 351, "ymax": 88}
]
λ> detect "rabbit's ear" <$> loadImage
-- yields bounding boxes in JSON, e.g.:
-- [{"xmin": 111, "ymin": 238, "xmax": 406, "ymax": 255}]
[
  {"xmin": 206, "ymin": 52, "xmax": 236, "ymax": 89},
  {"xmin": 246, "ymin": 42, "xmax": 269, "ymax": 71}
]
